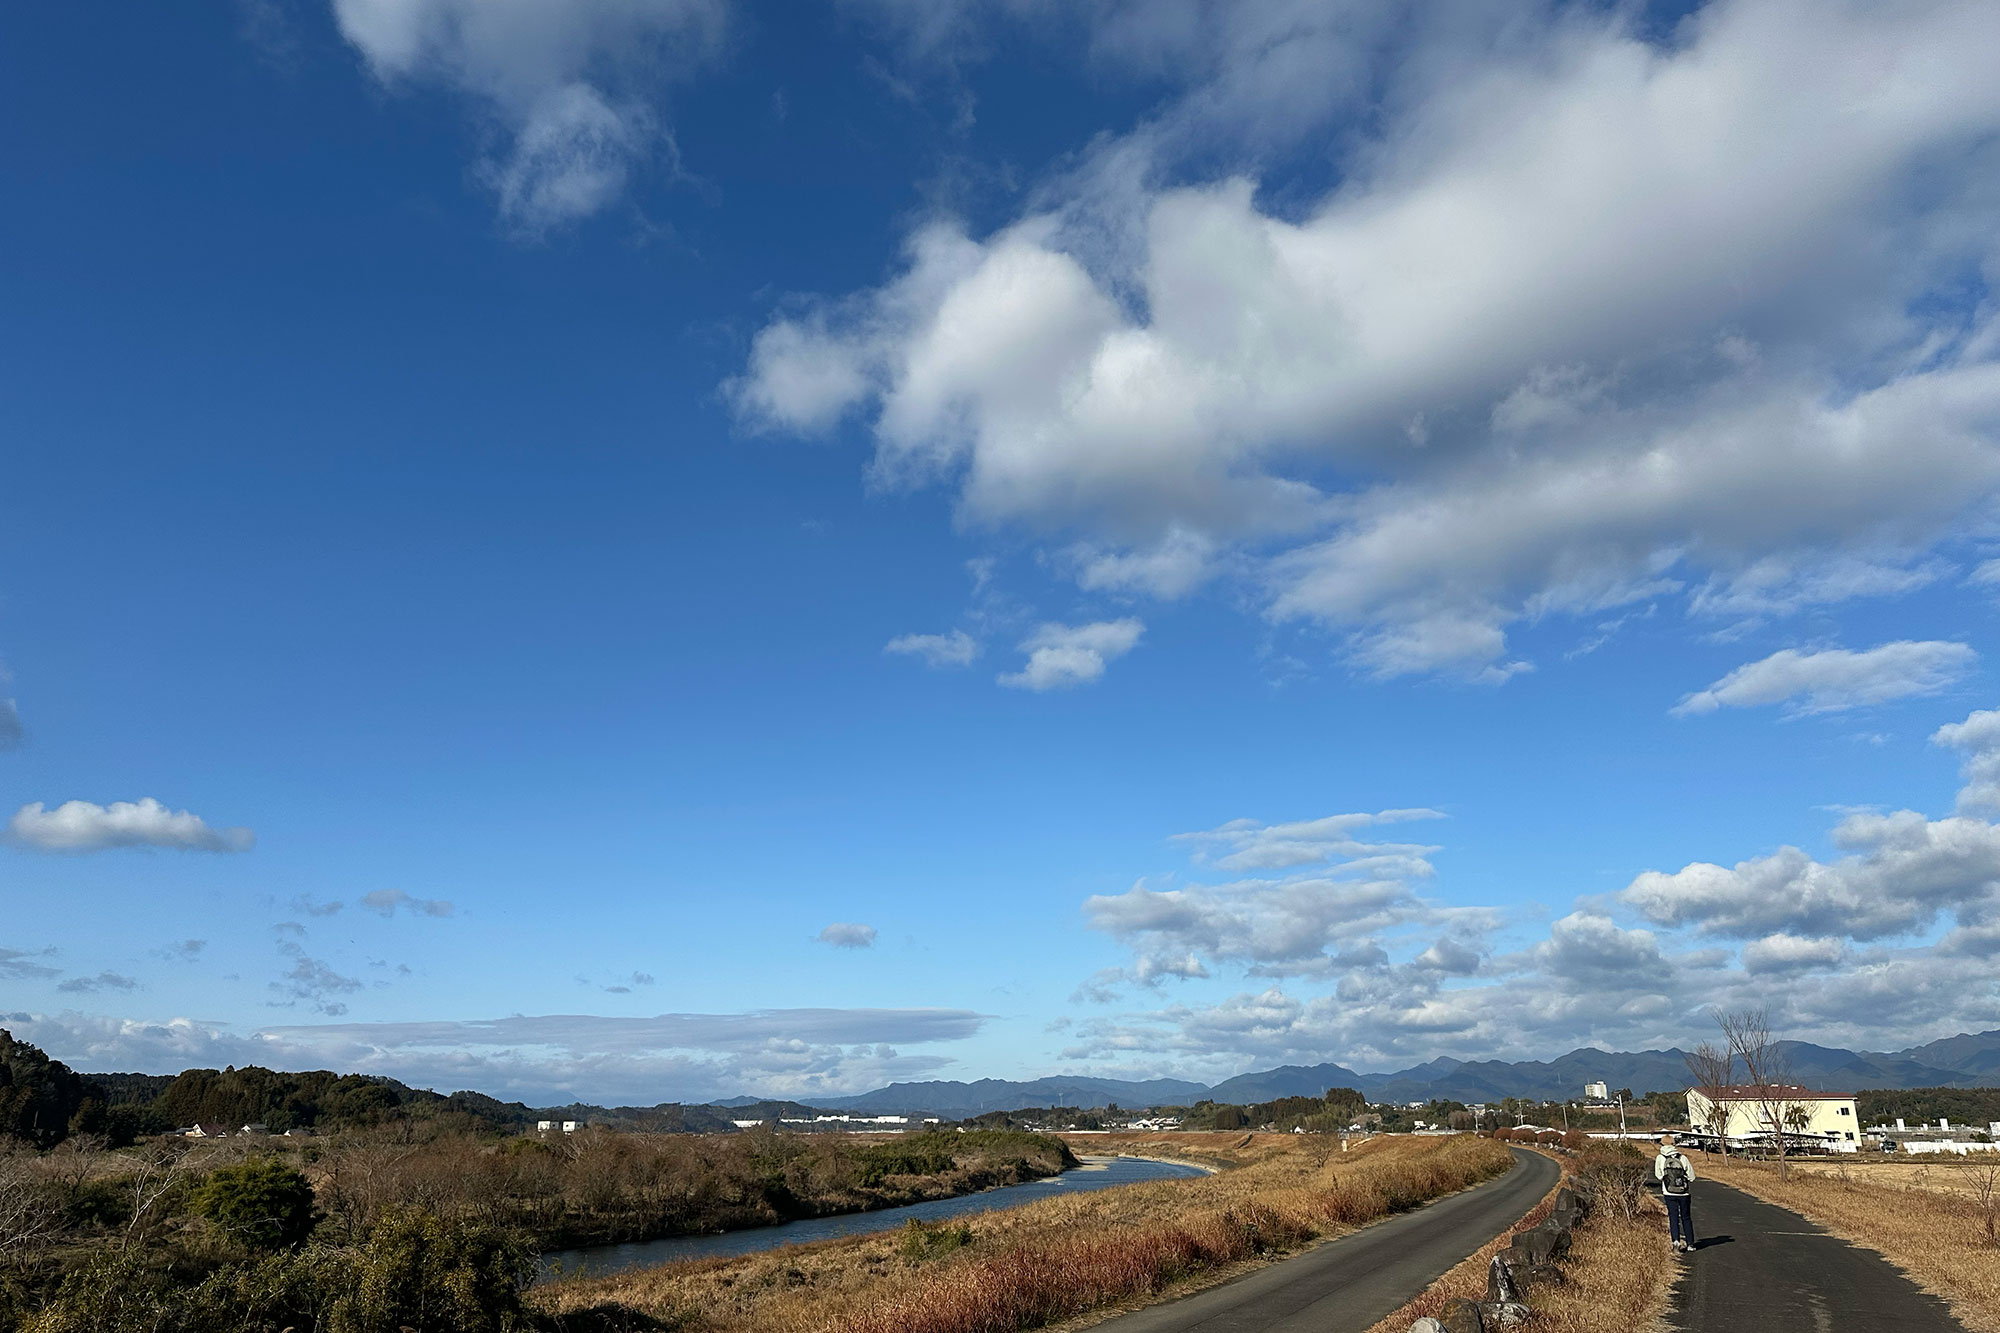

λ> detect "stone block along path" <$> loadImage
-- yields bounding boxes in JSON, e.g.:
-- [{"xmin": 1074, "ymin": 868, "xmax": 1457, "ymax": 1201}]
[
  {"xmin": 1087, "ymin": 1147, "xmax": 1560, "ymax": 1333},
  {"xmin": 1667, "ymin": 1175, "xmax": 1966, "ymax": 1333}
]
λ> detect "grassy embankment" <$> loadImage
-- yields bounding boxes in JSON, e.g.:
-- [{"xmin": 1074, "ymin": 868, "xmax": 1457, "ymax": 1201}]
[
  {"xmin": 1363, "ymin": 1142, "xmax": 1675, "ymax": 1333},
  {"xmin": 1699, "ymin": 1154, "xmax": 2000, "ymax": 1333},
  {"xmin": 534, "ymin": 1132, "xmax": 1513, "ymax": 1333}
]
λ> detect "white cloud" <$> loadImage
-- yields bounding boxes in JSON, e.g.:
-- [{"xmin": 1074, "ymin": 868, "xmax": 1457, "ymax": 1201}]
[
  {"xmin": 1083, "ymin": 810, "xmax": 1453, "ymax": 986},
  {"xmin": 1933, "ymin": 706, "xmax": 2000, "ymax": 814},
  {"xmin": 5, "ymin": 799, "xmax": 254, "ymax": 854},
  {"xmin": 818, "ymin": 922, "xmax": 878, "ymax": 948},
  {"xmin": 481, "ymin": 83, "xmax": 650, "ymax": 234},
  {"xmin": 735, "ymin": 0, "xmax": 2000, "ymax": 676},
  {"xmin": 1062, "ymin": 706, "xmax": 2000, "ymax": 1070},
  {"xmin": 0, "ymin": 1006, "xmax": 986, "ymax": 1103},
  {"xmin": 1069, "ymin": 526, "xmax": 1217, "ymax": 600},
  {"xmin": 1172, "ymin": 809, "xmax": 1444, "ymax": 872},
  {"xmin": 884, "ymin": 629, "xmax": 979, "ymax": 667},
  {"xmin": 1620, "ymin": 812, "xmax": 2000, "ymax": 942},
  {"xmin": 1740, "ymin": 933, "xmax": 1846, "ymax": 974},
  {"xmin": 1672, "ymin": 640, "xmax": 1977, "ymax": 717},
  {"xmin": 998, "ymin": 618, "xmax": 1143, "ymax": 690},
  {"xmin": 359, "ymin": 888, "xmax": 454, "ymax": 918},
  {"xmin": 329, "ymin": 0, "xmax": 723, "ymax": 230}
]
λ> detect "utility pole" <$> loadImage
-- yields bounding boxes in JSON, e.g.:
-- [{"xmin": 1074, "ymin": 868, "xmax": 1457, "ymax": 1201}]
[{"xmin": 1618, "ymin": 1095, "xmax": 1627, "ymax": 1136}]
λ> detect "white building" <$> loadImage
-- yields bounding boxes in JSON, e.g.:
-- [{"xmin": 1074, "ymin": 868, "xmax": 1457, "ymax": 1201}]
[
  {"xmin": 1685, "ymin": 1085, "xmax": 1860, "ymax": 1152},
  {"xmin": 1584, "ymin": 1081, "xmax": 1609, "ymax": 1100}
]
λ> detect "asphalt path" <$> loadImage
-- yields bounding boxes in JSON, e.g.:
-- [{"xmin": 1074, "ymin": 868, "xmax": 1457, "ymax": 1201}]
[
  {"xmin": 1088, "ymin": 1146, "xmax": 1560, "ymax": 1333},
  {"xmin": 1666, "ymin": 1175, "xmax": 1965, "ymax": 1333}
]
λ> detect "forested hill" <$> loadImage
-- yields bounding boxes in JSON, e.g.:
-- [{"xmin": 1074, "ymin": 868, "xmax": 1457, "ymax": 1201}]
[
  {"xmin": 1, "ymin": 1028, "xmax": 106, "ymax": 1146},
  {"xmin": 1, "ymin": 1029, "xmax": 747, "ymax": 1146}
]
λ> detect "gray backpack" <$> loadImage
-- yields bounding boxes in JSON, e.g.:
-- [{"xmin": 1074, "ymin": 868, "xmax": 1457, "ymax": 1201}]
[{"xmin": 1661, "ymin": 1155, "xmax": 1691, "ymax": 1194}]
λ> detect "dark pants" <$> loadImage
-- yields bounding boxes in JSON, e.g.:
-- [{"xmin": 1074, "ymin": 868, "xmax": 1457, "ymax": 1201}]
[{"xmin": 1664, "ymin": 1191, "xmax": 1694, "ymax": 1246}]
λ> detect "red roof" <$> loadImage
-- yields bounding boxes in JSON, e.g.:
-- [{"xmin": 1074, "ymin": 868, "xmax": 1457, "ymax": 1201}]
[{"xmin": 1692, "ymin": 1086, "xmax": 1853, "ymax": 1099}]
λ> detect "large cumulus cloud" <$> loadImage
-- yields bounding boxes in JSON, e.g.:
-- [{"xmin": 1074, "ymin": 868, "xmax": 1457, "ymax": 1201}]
[{"xmin": 735, "ymin": 0, "xmax": 2000, "ymax": 677}]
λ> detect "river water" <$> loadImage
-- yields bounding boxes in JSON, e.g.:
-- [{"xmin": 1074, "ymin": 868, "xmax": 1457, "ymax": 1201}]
[{"xmin": 537, "ymin": 1155, "xmax": 1209, "ymax": 1281}]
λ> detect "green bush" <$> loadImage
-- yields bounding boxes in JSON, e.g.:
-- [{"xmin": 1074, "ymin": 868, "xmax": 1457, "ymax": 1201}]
[
  {"xmin": 899, "ymin": 1217, "xmax": 974, "ymax": 1260},
  {"xmin": 336, "ymin": 1207, "xmax": 538, "ymax": 1332},
  {"xmin": 24, "ymin": 1208, "xmax": 539, "ymax": 1333},
  {"xmin": 194, "ymin": 1157, "xmax": 320, "ymax": 1250}
]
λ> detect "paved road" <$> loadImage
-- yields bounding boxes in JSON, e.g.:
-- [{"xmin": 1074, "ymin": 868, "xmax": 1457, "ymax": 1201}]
[
  {"xmin": 1089, "ymin": 1147, "xmax": 1560, "ymax": 1333},
  {"xmin": 1667, "ymin": 1176, "xmax": 1965, "ymax": 1333}
]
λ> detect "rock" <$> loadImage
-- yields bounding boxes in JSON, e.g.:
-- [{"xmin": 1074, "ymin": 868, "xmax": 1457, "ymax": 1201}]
[
  {"xmin": 1520, "ymin": 1218, "xmax": 1572, "ymax": 1260},
  {"xmin": 1483, "ymin": 1301, "xmax": 1532, "ymax": 1328},
  {"xmin": 1487, "ymin": 1253, "xmax": 1523, "ymax": 1304},
  {"xmin": 1409, "ymin": 1319, "xmax": 1448, "ymax": 1333},
  {"xmin": 1508, "ymin": 1228, "xmax": 1557, "ymax": 1266},
  {"xmin": 1442, "ymin": 1298, "xmax": 1487, "ymax": 1333}
]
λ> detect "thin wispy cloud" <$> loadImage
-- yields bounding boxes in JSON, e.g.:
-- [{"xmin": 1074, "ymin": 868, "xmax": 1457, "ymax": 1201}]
[
  {"xmin": 885, "ymin": 629, "xmax": 979, "ymax": 667},
  {"xmin": 1673, "ymin": 641, "xmax": 1977, "ymax": 717},
  {"xmin": 360, "ymin": 889, "xmax": 454, "ymax": 918}
]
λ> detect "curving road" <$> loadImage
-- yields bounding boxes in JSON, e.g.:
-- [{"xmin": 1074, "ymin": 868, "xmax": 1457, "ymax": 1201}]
[{"xmin": 1090, "ymin": 1147, "xmax": 1560, "ymax": 1333}]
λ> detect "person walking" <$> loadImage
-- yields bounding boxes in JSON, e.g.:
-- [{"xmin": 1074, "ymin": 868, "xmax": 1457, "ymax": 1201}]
[{"xmin": 1654, "ymin": 1133, "xmax": 1696, "ymax": 1251}]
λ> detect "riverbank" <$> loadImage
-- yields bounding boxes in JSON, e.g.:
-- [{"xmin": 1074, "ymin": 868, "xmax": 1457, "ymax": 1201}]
[
  {"xmin": 360, "ymin": 1124, "xmax": 1081, "ymax": 1251},
  {"xmin": 539, "ymin": 1155, "xmax": 1206, "ymax": 1278},
  {"xmin": 532, "ymin": 1132, "xmax": 1512, "ymax": 1333}
]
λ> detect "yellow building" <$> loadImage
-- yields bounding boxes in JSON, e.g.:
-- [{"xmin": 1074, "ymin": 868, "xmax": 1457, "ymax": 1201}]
[{"xmin": 1684, "ymin": 1085, "xmax": 1860, "ymax": 1152}]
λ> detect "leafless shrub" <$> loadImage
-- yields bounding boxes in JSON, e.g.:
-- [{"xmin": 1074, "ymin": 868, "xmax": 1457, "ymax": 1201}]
[{"xmin": 0, "ymin": 1141, "xmax": 61, "ymax": 1261}]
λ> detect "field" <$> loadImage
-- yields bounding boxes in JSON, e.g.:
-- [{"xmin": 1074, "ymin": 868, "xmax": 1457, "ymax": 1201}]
[
  {"xmin": 533, "ymin": 1132, "xmax": 1513, "ymax": 1333},
  {"xmin": 1780, "ymin": 1157, "xmax": 2000, "ymax": 1199},
  {"xmin": 1699, "ymin": 1154, "xmax": 2000, "ymax": 1333}
]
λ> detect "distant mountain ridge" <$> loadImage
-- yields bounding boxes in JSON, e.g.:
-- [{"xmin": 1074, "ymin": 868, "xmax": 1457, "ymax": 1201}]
[
  {"xmin": 811, "ymin": 1029, "xmax": 2000, "ymax": 1118},
  {"xmin": 72, "ymin": 1028, "xmax": 2000, "ymax": 1126}
]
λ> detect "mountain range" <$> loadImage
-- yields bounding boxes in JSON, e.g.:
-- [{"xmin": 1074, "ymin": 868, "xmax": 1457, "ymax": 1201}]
[{"xmin": 791, "ymin": 1029, "xmax": 2000, "ymax": 1119}]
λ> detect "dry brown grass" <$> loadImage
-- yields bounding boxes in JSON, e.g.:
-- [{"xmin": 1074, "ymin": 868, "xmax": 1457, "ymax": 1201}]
[
  {"xmin": 533, "ymin": 1132, "xmax": 1512, "ymax": 1333},
  {"xmin": 1517, "ymin": 1207, "xmax": 1676, "ymax": 1333},
  {"xmin": 1362, "ymin": 1149, "xmax": 1675, "ymax": 1333},
  {"xmin": 1782, "ymin": 1158, "xmax": 2000, "ymax": 1199},
  {"xmin": 1701, "ymin": 1154, "xmax": 2000, "ymax": 1333}
]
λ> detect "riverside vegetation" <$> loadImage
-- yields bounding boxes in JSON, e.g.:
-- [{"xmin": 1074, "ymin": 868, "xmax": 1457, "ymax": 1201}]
[
  {"xmin": 0, "ymin": 1125, "xmax": 1073, "ymax": 1331},
  {"xmin": 0, "ymin": 1032, "xmax": 1079, "ymax": 1331},
  {"xmin": 534, "ymin": 1130, "xmax": 1514, "ymax": 1333}
]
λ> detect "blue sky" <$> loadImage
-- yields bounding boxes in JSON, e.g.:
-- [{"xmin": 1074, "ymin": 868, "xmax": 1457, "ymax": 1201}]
[{"xmin": 5, "ymin": 0, "xmax": 2000, "ymax": 1105}]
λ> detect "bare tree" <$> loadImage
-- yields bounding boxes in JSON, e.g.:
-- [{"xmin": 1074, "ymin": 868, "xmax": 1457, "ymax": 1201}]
[
  {"xmin": 1682, "ymin": 1039, "xmax": 1737, "ymax": 1158},
  {"xmin": 1717, "ymin": 1008, "xmax": 1806, "ymax": 1177},
  {"xmin": 0, "ymin": 1142, "xmax": 60, "ymax": 1263},
  {"xmin": 1973, "ymin": 1159, "xmax": 1999, "ymax": 1249},
  {"xmin": 120, "ymin": 1140, "xmax": 194, "ymax": 1251}
]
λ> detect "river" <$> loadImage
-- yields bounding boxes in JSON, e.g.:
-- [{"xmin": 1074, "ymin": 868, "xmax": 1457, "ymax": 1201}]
[{"xmin": 537, "ymin": 1155, "xmax": 1210, "ymax": 1281}]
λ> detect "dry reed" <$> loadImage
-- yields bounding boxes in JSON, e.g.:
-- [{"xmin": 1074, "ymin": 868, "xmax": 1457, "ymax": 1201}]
[
  {"xmin": 1517, "ymin": 1207, "xmax": 1675, "ymax": 1333},
  {"xmin": 534, "ymin": 1133, "xmax": 1512, "ymax": 1333}
]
